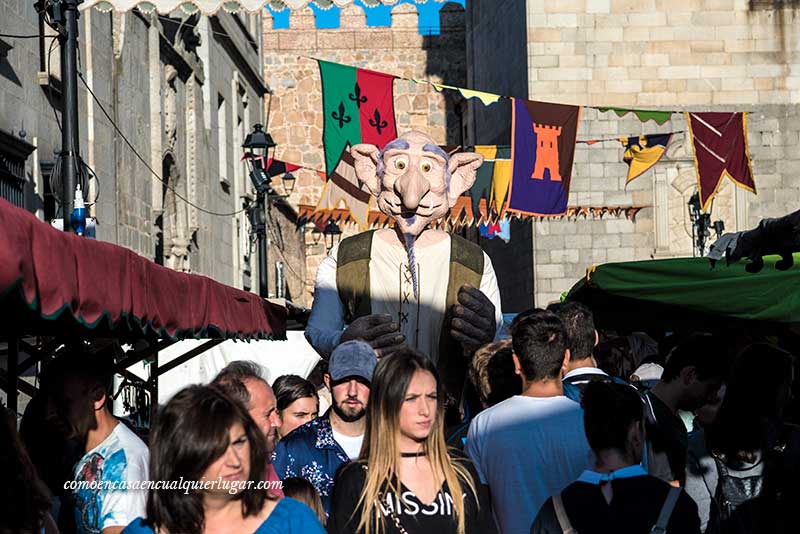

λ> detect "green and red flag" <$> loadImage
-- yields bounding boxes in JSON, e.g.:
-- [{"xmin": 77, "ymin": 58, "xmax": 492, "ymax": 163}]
[{"xmin": 318, "ymin": 60, "xmax": 398, "ymax": 178}]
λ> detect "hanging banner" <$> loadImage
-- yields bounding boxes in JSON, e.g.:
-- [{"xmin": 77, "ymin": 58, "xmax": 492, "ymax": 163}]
[
  {"xmin": 686, "ymin": 112, "xmax": 756, "ymax": 211},
  {"xmin": 479, "ymin": 217, "xmax": 511, "ymax": 242},
  {"xmin": 599, "ymin": 107, "xmax": 672, "ymax": 126},
  {"xmin": 266, "ymin": 158, "xmax": 302, "ymax": 177},
  {"xmin": 508, "ymin": 98, "xmax": 581, "ymax": 216},
  {"xmin": 469, "ymin": 146, "xmax": 513, "ymax": 216},
  {"xmin": 429, "ymin": 82, "xmax": 503, "ymax": 106},
  {"xmin": 472, "ymin": 146, "xmax": 497, "ymax": 214},
  {"xmin": 620, "ymin": 133, "xmax": 673, "ymax": 186},
  {"xmin": 319, "ymin": 60, "xmax": 397, "ymax": 178},
  {"xmin": 314, "ymin": 147, "xmax": 372, "ymax": 230}
]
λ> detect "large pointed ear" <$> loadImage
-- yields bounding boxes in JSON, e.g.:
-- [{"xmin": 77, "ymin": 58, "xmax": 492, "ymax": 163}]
[
  {"xmin": 447, "ymin": 152, "xmax": 484, "ymax": 206},
  {"xmin": 350, "ymin": 144, "xmax": 381, "ymax": 196}
]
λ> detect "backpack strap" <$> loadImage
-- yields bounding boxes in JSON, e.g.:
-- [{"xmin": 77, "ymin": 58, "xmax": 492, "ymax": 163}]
[
  {"xmin": 650, "ymin": 486, "xmax": 681, "ymax": 534},
  {"xmin": 552, "ymin": 493, "xmax": 578, "ymax": 534},
  {"xmin": 336, "ymin": 230, "xmax": 376, "ymax": 324}
]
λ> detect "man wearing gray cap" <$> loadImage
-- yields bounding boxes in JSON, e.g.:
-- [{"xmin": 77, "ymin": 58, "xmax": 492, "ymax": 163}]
[{"xmin": 273, "ymin": 340, "xmax": 377, "ymax": 515}]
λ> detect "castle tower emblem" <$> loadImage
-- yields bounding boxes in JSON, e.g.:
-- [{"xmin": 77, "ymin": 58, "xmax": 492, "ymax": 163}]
[{"xmin": 531, "ymin": 123, "xmax": 562, "ymax": 182}]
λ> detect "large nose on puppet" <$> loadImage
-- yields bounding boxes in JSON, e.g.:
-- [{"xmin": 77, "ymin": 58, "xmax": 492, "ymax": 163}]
[{"xmin": 394, "ymin": 169, "xmax": 431, "ymax": 213}]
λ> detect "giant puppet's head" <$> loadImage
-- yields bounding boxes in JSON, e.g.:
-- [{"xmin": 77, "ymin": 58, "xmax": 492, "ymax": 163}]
[{"xmin": 351, "ymin": 131, "xmax": 484, "ymax": 237}]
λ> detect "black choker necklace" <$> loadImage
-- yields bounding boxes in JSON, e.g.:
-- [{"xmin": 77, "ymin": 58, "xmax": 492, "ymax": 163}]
[{"xmin": 400, "ymin": 451, "xmax": 427, "ymax": 458}]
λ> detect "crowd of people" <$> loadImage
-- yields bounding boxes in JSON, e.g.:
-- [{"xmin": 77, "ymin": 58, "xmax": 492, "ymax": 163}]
[{"xmin": 2, "ymin": 302, "xmax": 800, "ymax": 534}]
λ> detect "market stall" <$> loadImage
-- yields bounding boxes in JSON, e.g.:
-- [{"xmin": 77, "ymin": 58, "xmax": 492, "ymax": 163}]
[
  {"xmin": 566, "ymin": 253, "xmax": 800, "ymax": 332},
  {"xmin": 0, "ymin": 198, "xmax": 287, "ymax": 417}
]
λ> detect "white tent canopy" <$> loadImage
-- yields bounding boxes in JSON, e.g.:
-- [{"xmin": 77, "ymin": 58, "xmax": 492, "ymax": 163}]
[
  {"xmin": 80, "ymin": 0, "xmax": 448, "ymax": 15},
  {"xmin": 114, "ymin": 331, "xmax": 321, "ymax": 415}
]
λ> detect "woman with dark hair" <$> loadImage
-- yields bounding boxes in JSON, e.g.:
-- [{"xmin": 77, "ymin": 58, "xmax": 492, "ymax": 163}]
[
  {"xmin": 0, "ymin": 409, "xmax": 58, "ymax": 534},
  {"xmin": 327, "ymin": 350, "xmax": 495, "ymax": 534},
  {"xmin": 272, "ymin": 375, "xmax": 319, "ymax": 439},
  {"xmin": 686, "ymin": 343, "xmax": 800, "ymax": 533},
  {"xmin": 282, "ymin": 477, "xmax": 325, "ymax": 525},
  {"xmin": 122, "ymin": 385, "xmax": 323, "ymax": 534}
]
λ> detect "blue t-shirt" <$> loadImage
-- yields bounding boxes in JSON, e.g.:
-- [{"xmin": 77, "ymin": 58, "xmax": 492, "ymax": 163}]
[
  {"xmin": 122, "ymin": 497, "xmax": 324, "ymax": 534},
  {"xmin": 466, "ymin": 394, "xmax": 592, "ymax": 534}
]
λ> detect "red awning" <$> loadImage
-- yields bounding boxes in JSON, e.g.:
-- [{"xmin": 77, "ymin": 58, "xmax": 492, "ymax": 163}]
[{"xmin": 0, "ymin": 198, "xmax": 285, "ymax": 340}]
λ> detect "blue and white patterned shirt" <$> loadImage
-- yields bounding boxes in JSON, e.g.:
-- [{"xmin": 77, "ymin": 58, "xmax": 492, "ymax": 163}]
[
  {"xmin": 72, "ymin": 422, "xmax": 149, "ymax": 534},
  {"xmin": 272, "ymin": 410, "xmax": 351, "ymax": 515}
]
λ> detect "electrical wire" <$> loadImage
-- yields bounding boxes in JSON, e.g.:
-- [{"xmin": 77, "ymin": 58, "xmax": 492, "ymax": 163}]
[
  {"xmin": 0, "ymin": 33, "xmax": 42, "ymax": 39},
  {"xmin": 265, "ymin": 217, "xmax": 316, "ymax": 287},
  {"xmin": 77, "ymin": 70, "xmax": 248, "ymax": 218},
  {"xmin": 156, "ymin": 14, "xmax": 259, "ymax": 47}
]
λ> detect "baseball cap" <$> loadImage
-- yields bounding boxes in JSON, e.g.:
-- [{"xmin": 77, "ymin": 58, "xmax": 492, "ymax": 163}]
[{"xmin": 329, "ymin": 340, "xmax": 378, "ymax": 382}]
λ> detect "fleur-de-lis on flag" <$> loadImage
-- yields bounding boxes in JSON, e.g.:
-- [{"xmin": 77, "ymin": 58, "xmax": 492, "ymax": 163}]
[
  {"xmin": 369, "ymin": 109, "xmax": 388, "ymax": 135},
  {"xmin": 331, "ymin": 102, "xmax": 351, "ymax": 128},
  {"xmin": 348, "ymin": 83, "xmax": 367, "ymax": 108}
]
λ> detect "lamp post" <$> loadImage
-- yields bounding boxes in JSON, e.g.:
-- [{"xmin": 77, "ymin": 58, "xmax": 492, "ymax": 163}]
[
  {"xmin": 242, "ymin": 124, "xmax": 276, "ymax": 298},
  {"xmin": 310, "ymin": 226, "xmax": 322, "ymax": 246},
  {"xmin": 323, "ymin": 220, "xmax": 342, "ymax": 251},
  {"xmin": 281, "ymin": 172, "xmax": 296, "ymax": 197},
  {"xmin": 38, "ymin": 0, "xmax": 83, "ymax": 232},
  {"xmin": 687, "ymin": 192, "xmax": 725, "ymax": 257},
  {"xmin": 688, "ymin": 193, "xmax": 709, "ymax": 257}
]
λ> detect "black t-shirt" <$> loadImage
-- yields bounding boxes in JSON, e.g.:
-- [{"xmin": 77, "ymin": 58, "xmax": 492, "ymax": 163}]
[
  {"xmin": 645, "ymin": 391, "xmax": 688, "ymax": 484},
  {"xmin": 531, "ymin": 476, "xmax": 701, "ymax": 534},
  {"xmin": 327, "ymin": 456, "xmax": 496, "ymax": 534}
]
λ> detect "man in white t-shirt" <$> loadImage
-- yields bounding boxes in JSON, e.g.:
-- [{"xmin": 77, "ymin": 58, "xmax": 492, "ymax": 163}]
[
  {"xmin": 466, "ymin": 310, "xmax": 593, "ymax": 534},
  {"xmin": 48, "ymin": 351, "xmax": 149, "ymax": 534},
  {"xmin": 273, "ymin": 340, "xmax": 377, "ymax": 515}
]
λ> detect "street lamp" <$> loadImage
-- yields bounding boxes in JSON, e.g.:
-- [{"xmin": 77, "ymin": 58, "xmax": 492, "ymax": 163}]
[
  {"xmin": 282, "ymin": 172, "xmax": 296, "ymax": 196},
  {"xmin": 309, "ymin": 225, "xmax": 322, "ymax": 246},
  {"xmin": 242, "ymin": 123, "xmax": 276, "ymax": 193},
  {"xmin": 323, "ymin": 220, "xmax": 342, "ymax": 251},
  {"xmin": 687, "ymin": 192, "xmax": 709, "ymax": 257},
  {"xmin": 243, "ymin": 123, "xmax": 277, "ymax": 298}
]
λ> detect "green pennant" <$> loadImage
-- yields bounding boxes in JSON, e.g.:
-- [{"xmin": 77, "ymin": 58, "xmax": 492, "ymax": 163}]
[{"xmin": 598, "ymin": 107, "xmax": 673, "ymax": 126}]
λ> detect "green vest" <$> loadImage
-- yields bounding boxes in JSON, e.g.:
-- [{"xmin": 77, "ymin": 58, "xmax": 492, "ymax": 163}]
[{"xmin": 335, "ymin": 230, "xmax": 484, "ymax": 402}]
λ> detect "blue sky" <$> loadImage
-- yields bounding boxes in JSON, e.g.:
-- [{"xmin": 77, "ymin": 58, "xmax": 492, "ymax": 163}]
[{"xmin": 266, "ymin": 0, "xmax": 466, "ymax": 35}]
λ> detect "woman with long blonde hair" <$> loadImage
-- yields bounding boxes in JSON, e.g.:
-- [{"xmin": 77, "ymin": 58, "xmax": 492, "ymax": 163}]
[{"xmin": 327, "ymin": 350, "xmax": 495, "ymax": 534}]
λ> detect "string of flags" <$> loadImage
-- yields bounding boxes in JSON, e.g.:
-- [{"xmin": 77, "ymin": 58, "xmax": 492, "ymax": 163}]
[
  {"xmin": 298, "ymin": 57, "xmax": 757, "ymax": 226},
  {"xmin": 479, "ymin": 217, "xmax": 511, "ymax": 242},
  {"xmin": 297, "ymin": 201, "xmax": 648, "ymax": 230}
]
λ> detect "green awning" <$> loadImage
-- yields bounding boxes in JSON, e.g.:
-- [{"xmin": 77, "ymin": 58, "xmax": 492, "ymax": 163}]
[{"xmin": 566, "ymin": 254, "xmax": 800, "ymax": 331}]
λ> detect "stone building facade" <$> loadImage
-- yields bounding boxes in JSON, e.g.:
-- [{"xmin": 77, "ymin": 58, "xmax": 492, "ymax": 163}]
[
  {"xmin": 465, "ymin": 0, "xmax": 800, "ymax": 307},
  {"xmin": 262, "ymin": 2, "xmax": 467, "ymax": 306},
  {"xmin": 0, "ymin": 3, "xmax": 272, "ymax": 292}
]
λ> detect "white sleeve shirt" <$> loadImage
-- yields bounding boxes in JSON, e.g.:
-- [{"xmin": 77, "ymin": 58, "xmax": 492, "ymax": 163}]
[{"xmin": 304, "ymin": 238, "xmax": 504, "ymax": 360}]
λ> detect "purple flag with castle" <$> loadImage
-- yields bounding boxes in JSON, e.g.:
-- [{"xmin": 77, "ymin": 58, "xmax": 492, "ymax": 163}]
[{"xmin": 508, "ymin": 98, "xmax": 581, "ymax": 216}]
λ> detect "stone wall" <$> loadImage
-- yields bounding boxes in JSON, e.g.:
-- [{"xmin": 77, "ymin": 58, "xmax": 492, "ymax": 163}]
[
  {"xmin": 525, "ymin": 0, "xmax": 799, "ymax": 107},
  {"xmin": 0, "ymin": 6, "xmax": 266, "ymax": 291},
  {"xmin": 530, "ymin": 106, "xmax": 800, "ymax": 307},
  {"xmin": 262, "ymin": 2, "xmax": 467, "ymax": 306},
  {"xmin": 465, "ymin": 0, "xmax": 800, "ymax": 307},
  {"xmin": 527, "ymin": 0, "xmax": 800, "ymax": 305}
]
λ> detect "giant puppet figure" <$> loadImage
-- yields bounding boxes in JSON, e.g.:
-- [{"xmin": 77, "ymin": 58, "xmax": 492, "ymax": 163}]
[{"xmin": 305, "ymin": 131, "xmax": 503, "ymax": 417}]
